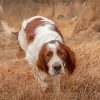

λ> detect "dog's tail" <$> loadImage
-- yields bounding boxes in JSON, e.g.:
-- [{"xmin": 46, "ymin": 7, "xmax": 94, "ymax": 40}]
[
  {"xmin": 1, "ymin": 20, "xmax": 18, "ymax": 39},
  {"xmin": 0, "ymin": 5, "xmax": 18, "ymax": 39}
]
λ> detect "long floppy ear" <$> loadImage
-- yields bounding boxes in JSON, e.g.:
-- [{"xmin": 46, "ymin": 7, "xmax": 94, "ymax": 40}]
[
  {"xmin": 37, "ymin": 47, "xmax": 48, "ymax": 73},
  {"xmin": 64, "ymin": 45, "xmax": 76, "ymax": 74}
]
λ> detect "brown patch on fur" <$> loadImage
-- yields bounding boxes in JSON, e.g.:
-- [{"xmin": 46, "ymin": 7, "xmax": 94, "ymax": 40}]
[
  {"xmin": 61, "ymin": 44, "xmax": 76, "ymax": 74},
  {"xmin": 25, "ymin": 18, "xmax": 64, "ymax": 43},
  {"xmin": 37, "ymin": 44, "xmax": 48, "ymax": 73},
  {"xmin": 56, "ymin": 41, "xmax": 76, "ymax": 74},
  {"xmin": 25, "ymin": 18, "xmax": 44, "ymax": 43}
]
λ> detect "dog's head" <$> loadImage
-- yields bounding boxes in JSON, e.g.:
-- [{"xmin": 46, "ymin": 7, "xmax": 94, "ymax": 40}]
[{"xmin": 37, "ymin": 40, "xmax": 76, "ymax": 75}]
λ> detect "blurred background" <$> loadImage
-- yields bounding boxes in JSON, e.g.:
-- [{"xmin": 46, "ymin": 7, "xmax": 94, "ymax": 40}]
[
  {"xmin": 0, "ymin": 0, "xmax": 100, "ymax": 38},
  {"xmin": 0, "ymin": 0, "xmax": 100, "ymax": 61}
]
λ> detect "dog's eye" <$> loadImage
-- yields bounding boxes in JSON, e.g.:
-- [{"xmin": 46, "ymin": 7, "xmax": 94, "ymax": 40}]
[
  {"xmin": 57, "ymin": 50, "xmax": 65, "ymax": 58},
  {"xmin": 46, "ymin": 51, "xmax": 53, "ymax": 57}
]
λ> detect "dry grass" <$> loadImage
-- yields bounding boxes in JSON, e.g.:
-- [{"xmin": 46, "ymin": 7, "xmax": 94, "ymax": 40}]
[
  {"xmin": 0, "ymin": 40, "xmax": 99, "ymax": 100},
  {"xmin": 0, "ymin": 0, "xmax": 100, "ymax": 100}
]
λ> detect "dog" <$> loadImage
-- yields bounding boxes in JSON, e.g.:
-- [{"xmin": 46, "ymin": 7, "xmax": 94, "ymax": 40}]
[{"xmin": 1, "ymin": 16, "xmax": 76, "ymax": 91}]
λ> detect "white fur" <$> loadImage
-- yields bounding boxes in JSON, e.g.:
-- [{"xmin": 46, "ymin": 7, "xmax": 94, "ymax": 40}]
[
  {"xmin": 18, "ymin": 25, "xmax": 28, "ymax": 54},
  {"xmin": 47, "ymin": 42, "xmax": 65, "ymax": 75}
]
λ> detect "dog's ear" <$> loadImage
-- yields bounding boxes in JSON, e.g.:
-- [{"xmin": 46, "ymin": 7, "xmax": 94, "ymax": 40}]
[
  {"xmin": 64, "ymin": 45, "xmax": 76, "ymax": 74},
  {"xmin": 37, "ymin": 46, "xmax": 48, "ymax": 73}
]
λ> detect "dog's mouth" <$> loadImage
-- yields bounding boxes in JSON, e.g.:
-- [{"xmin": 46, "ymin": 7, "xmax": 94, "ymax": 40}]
[
  {"xmin": 54, "ymin": 70, "xmax": 62, "ymax": 75},
  {"xmin": 48, "ymin": 70, "xmax": 64, "ymax": 76}
]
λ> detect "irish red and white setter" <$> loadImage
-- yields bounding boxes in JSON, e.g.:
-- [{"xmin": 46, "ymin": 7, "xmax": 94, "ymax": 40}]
[{"xmin": 1, "ymin": 16, "xmax": 76, "ymax": 91}]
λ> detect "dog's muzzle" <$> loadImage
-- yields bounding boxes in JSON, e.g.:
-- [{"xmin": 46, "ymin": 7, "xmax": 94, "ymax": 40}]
[{"xmin": 52, "ymin": 62, "xmax": 62, "ymax": 74}]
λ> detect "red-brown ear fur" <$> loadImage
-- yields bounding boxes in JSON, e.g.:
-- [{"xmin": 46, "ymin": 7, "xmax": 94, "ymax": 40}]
[
  {"xmin": 37, "ymin": 47, "xmax": 48, "ymax": 73},
  {"xmin": 64, "ymin": 45, "xmax": 76, "ymax": 74}
]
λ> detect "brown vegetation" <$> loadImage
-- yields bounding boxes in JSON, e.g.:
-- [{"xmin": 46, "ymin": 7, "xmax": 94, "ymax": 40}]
[{"xmin": 0, "ymin": 0, "xmax": 100, "ymax": 100}]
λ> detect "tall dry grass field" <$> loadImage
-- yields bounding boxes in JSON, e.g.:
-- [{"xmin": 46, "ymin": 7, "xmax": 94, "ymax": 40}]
[{"xmin": 0, "ymin": 0, "xmax": 100, "ymax": 100}]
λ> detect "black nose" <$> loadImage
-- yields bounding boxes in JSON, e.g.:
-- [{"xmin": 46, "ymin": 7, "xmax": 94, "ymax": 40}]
[{"xmin": 54, "ymin": 65, "xmax": 61, "ymax": 70}]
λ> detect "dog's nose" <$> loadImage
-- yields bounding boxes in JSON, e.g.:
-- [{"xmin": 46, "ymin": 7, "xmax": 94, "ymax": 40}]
[{"xmin": 54, "ymin": 65, "xmax": 61, "ymax": 70}]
